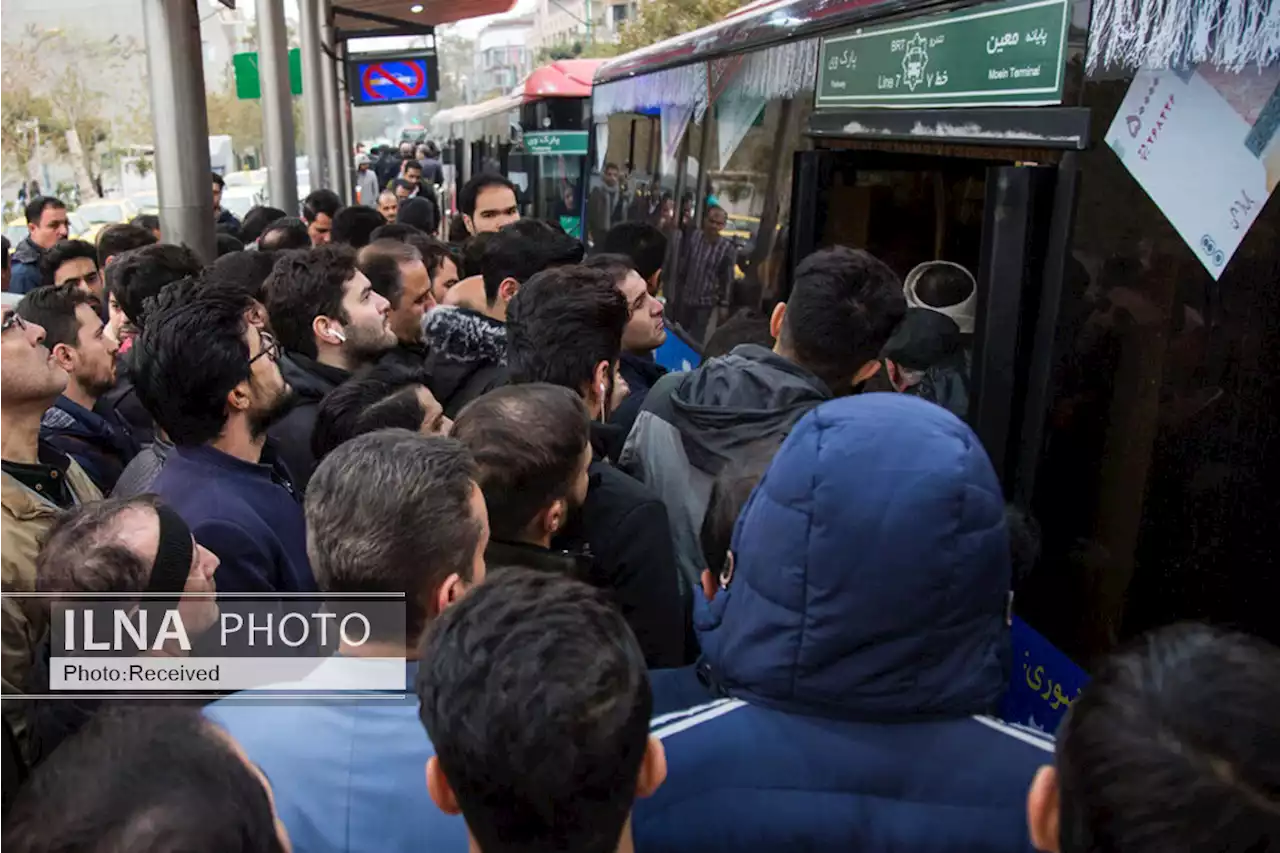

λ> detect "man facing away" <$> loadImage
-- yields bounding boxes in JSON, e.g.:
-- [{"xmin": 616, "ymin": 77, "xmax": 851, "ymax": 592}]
[
  {"xmin": 133, "ymin": 291, "xmax": 314, "ymax": 594},
  {"xmin": 452, "ymin": 384, "xmax": 593, "ymax": 578},
  {"xmin": 621, "ymin": 246, "xmax": 906, "ymax": 595},
  {"xmin": 10, "ymin": 197, "xmax": 70, "ymax": 295},
  {"xmin": 636, "ymin": 394, "xmax": 1053, "ymax": 853},
  {"xmin": 583, "ymin": 253, "xmax": 667, "ymax": 462},
  {"xmin": 1026, "ymin": 623, "xmax": 1280, "ymax": 853},
  {"xmin": 0, "ymin": 304, "xmax": 102, "ymax": 754},
  {"xmin": 17, "ymin": 287, "xmax": 137, "ymax": 495},
  {"xmin": 264, "ymin": 246, "xmax": 396, "ymax": 492},
  {"xmin": 507, "ymin": 266, "xmax": 686, "ymax": 668},
  {"xmin": 208, "ymin": 430, "xmax": 489, "ymax": 853},
  {"xmin": 417, "ymin": 568, "xmax": 666, "ymax": 853}
]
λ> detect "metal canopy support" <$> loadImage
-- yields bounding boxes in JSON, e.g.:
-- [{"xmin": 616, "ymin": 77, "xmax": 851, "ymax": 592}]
[
  {"xmin": 300, "ymin": 0, "xmax": 328, "ymax": 192},
  {"xmin": 338, "ymin": 42, "xmax": 355, "ymax": 200},
  {"xmin": 320, "ymin": 0, "xmax": 347, "ymax": 201},
  {"xmin": 257, "ymin": 0, "xmax": 298, "ymax": 214},
  {"xmin": 141, "ymin": 0, "xmax": 215, "ymax": 262}
]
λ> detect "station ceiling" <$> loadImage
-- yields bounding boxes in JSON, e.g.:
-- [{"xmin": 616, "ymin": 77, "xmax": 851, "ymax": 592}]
[{"xmin": 334, "ymin": 0, "xmax": 517, "ymax": 36}]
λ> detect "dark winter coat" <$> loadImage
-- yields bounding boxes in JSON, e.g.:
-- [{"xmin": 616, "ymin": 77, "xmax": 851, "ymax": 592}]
[
  {"xmin": 607, "ymin": 351, "xmax": 668, "ymax": 462},
  {"xmin": 422, "ymin": 307, "xmax": 508, "ymax": 418},
  {"xmin": 39, "ymin": 395, "xmax": 139, "ymax": 495},
  {"xmin": 10, "ymin": 237, "xmax": 45, "ymax": 295},
  {"xmin": 268, "ymin": 353, "xmax": 351, "ymax": 494}
]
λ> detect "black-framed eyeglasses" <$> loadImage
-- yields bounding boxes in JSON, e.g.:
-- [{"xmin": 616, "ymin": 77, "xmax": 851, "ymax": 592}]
[
  {"xmin": 249, "ymin": 330, "xmax": 281, "ymax": 365},
  {"xmin": 1, "ymin": 311, "xmax": 29, "ymax": 334}
]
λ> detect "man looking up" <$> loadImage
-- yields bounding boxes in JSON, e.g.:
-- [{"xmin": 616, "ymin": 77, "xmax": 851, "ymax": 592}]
[
  {"xmin": 622, "ymin": 246, "xmax": 907, "ymax": 592},
  {"xmin": 264, "ymin": 246, "xmax": 396, "ymax": 491},
  {"xmin": 208, "ymin": 430, "xmax": 488, "ymax": 852},
  {"xmin": 40, "ymin": 239, "xmax": 103, "ymax": 298},
  {"xmin": 1, "ymin": 305, "xmax": 102, "ymax": 753},
  {"xmin": 133, "ymin": 291, "xmax": 314, "ymax": 594},
  {"xmin": 458, "ymin": 173, "xmax": 520, "ymax": 236},
  {"xmin": 359, "ymin": 239, "xmax": 434, "ymax": 370},
  {"xmin": 11, "ymin": 197, "xmax": 70, "ymax": 294},
  {"xmin": 303, "ymin": 189, "xmax": 343, "ymax": 246},
  {"xmin": 506, "ymin": 265, "xmax": 685, "ymax": 668},
  {"xmin": 583, "ymin": 254, "xmax": 667, "ymax": 460},
  {"xmin": 452, "ymin": 384, "xmax": 593, "ymax": 576},
  {"xmin": 417, "ymin": 568, "xmax": 666, "ymax": 853},
  {"xmin": 17, "ymin": 287, "xmax": 137, "ymax": 494}
]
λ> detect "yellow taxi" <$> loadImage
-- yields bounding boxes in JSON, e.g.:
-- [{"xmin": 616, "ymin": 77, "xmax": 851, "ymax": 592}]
[
  {"xmin": 74, "ymin": 199, "xmax": 140, "ymax": 245},
  {"xmin": 5, "ymin": 210, "xmax": 92, "ymax": 244}
]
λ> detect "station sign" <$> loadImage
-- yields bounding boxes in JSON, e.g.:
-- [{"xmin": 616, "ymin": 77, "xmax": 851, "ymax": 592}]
[
  {"xmin": 522, "ymin": 131, "xmax": 590, "ymax": 156},
  {"xmin": 816, "ymin": 0, "xmax": 1070, "ymax": 110},
  {"xmin": 233, "ymin": 49, "xmax": 302, "ymax": 100},
  {"xmin": 348, "ymin": 51, "xmax": 439, "ymax": 107}
]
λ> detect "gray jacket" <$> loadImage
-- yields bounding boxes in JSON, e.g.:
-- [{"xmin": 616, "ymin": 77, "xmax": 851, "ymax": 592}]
[
  {"xmin": 619, "ymin": 344, "xmax": 832, "ymax": 590},
  {"xmin": 356, "ymin": 169, "xmax": 380, "ymax": 207}
]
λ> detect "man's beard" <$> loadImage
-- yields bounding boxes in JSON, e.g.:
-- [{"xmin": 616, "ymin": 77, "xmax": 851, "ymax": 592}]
[
  {"xmin": 248, "ymin": 387, "xmax": 299, "ymax": 440},
  {"xmin": 345, "ymin": 322, "xmax": 396, "ymax": 364}
]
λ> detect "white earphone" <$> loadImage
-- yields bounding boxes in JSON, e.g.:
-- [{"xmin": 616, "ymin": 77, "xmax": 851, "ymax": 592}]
[{"xmin": 332, "ymin": 327, "xmax": 346, "ymax": 343}]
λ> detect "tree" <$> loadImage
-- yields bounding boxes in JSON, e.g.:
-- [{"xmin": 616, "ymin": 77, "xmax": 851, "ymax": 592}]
[
  {"xmin": 435, "ymin": 33, "xmax": 477, "ymax": 110},
  {"xmin": 615, "ymin": 0, "xmax": 750, "ymax": 53}
]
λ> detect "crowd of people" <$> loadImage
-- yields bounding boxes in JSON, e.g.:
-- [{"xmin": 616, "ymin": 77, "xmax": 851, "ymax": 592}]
[{"xmin": 1, "ymin": 158, "xmax": 1277, "ymax": 853}]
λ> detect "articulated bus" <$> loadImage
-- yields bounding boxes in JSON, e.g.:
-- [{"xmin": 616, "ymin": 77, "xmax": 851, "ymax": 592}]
[{"xmin": 580, "ymin": 0, "xmax": 1280, "ymax": 728}]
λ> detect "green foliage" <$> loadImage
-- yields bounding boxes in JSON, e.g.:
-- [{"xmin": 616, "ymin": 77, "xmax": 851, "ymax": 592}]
[{"xmin": 615, "ymin": 0, "xmax": 750, "ymax": 54}]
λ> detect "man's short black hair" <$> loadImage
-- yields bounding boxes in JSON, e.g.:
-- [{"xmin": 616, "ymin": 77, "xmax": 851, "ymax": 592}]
[
  {"xmin": 330, "ymin": 205, "xmax": 386, "ymax": 249},
  {"xmin": 133, "ymin": 291, "xmax": 253, "ymax": 446},
  {"xmin": 358, "ymin": 239, "xmax": 421, "ymax": 305},
  {"xmin": 302, "ymin": 189, "xmax": 343, "ymax": 223},
  {"xmin": 601, "ymin": 222, "xmax": 667, "ymax": 283},
  {"xmin": 416, "ymin": 568, "xmax": 652, "ymax": 853},
  {"xmin": 398, "ymin": 196, "xmax": 438, "ymax": 234},
  {"xmin": 17, "ymin": 285, "xmax": 98, "ymax": 350},
  {"xmin": 130, "ymin": 213, "xmax": 160, "ymax": 233},
  {"xmin": 914, "ymin": 264, "xmax": 975, "ymax": 309},
  {"xmin": 703, "ymin": 308, "xmax": 774, "ymax": 359},
  {"xmin": 306, "ymin": 430, "xmax": 482, "ymax": 642},
  {"xmin": 312, "ymin": 363, "xmax": 435, "ymax": 461},
  {"xmin": 404, "ymin": 159, "xmax": 422, "ymax": 173},
  {"xmin": 393, "ymin": 178, "xmax": 414, "ymax": 194},
  {"xmin": 25, "ymin": 195, "xmax": 65, "ymax": 224},
  {"xmin": 3, "ymin": 707, "xmax": 286, "ymax": 853},
  {"xmin": 507, "ymin": 265, "xmax": 627, "ymax": 393},
  {"xmin": 1056, "ymin": 623, "xmax": 1280, "ymax": 853},
  {"xmin": 781, "ymin": 247, "xmax": 906, "ymax": 393},
  {"xmin": 452, "ymin": 384, "xmax": 590, "ymax": 542},
  {"xmin": 481, "ymin": 219, "xmax": 584, "ymax": 305},
  {"xmin": 580, "ymin": 253, "xmax": 634, "ymax": 287},
  {"xmin": 263, "ymin": 245, "xmax": 358, "ymax": 358},
  {"xmin": 259, "ymin": 216, "xmax": 311, "ymax": 251},
  {"xmin": 40, "ymin": 239, "xmax": 99, "ymax": 287},
  {"xmin": 106, "ymin": 243, "xmax": 203, "ymax": 327},
  {"xmin": 460, "ymin": 231, "xmax": 495, "ymax": 278},
  {"xmin": 215, "ymin": 232, "xmax": 244, "ymax": 257},
  {"xmin": 370, "ymin": 222, "xmax": 448, "ymax": 268},
  {"xmin": 211, "ymin": 171, "xmax": 226, "ymax": 189},
  {"xmin": 459, "ymin": 173, "xmax": 517, "ymax": 217},
  {"xmin": 240, "ymin": 205, "xmax": 288, "ymax": 245},
  {"xmin": 202, "ymin": 249, "xmax": 279, "ymax": 305},
  {"xmin": 97, "ymin": 223, "xmax": 158, "ymax": 267}
]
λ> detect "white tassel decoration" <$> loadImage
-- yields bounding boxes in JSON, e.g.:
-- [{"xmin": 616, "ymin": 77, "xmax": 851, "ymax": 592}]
[{"xmin": 1088, "ymin": 0, "xmax": 1280, "ymax": 74}]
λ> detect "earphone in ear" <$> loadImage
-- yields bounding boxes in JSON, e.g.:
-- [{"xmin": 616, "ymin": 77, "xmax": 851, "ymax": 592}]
[{"xmin": 332, "ymin": 327, "xmax": 346, "ymax": 343}]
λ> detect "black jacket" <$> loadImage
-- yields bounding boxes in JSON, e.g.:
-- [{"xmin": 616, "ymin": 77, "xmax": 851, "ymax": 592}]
[
  {"xmin": 485, "ymin": 539, "xmax": 593, "ymax": 579},
  {"xmin": 551, "ymin": 423, "xmax": 687, "ymax": 668},
  {"xmin": 608, "ymin": 351, "xmax": 668, "ymax": 462},
  {"xmin": 379, "ymin": 340, "xmax": 431, "ymax": 374},
  {"xmin": 423, "ymin": 307, "xmax": 508, "ymax": 417},
  {"xmin": 39, "ymin": 396, "xmax": 139, "ymax": 495},
  {"xmin": 269, "ymin": 353, "xmax": 351, "ymax": 493}
]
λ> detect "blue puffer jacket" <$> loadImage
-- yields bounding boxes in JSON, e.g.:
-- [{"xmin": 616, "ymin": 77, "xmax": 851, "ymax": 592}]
[{"xmin": 636, "ymin": 394, "xmax": 1053, "ymax": 853}]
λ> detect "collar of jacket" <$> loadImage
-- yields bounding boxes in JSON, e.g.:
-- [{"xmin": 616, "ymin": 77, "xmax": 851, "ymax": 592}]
[
  {"xmin": 1, "ymin": 444, "xmax": 98, "ymax": 519},
  {"xmin": 279, "ymin": 352, "xmax": 351, "ymax": 401},
  {"xmin": 619, "ymin": 350, "xmax": 668, "ymax": 392},
  {"xmin": 172, "ymin": 442, "xmax": 292, "ymax": 488},
  {"xmin": 12, "ymin": 236, "xmax": 45, "ymax": 265},
  {"xmin": 485, "ymin": 539, "xmax": 592, "ymax": 581},
  {"xmin": 422, "ymin": 306, "xmax": 507, "ymax": 367},
  {"xmin": 41, "ymin": 395, "xmax": 119, "ymax": 443},
  {"xmin": 589, "ymin": 420, "xmax": 623, "ymax": 462}
]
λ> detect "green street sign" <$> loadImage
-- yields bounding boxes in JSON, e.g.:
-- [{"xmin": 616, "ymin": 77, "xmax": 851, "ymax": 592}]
[
  {"xmin": 233, "ymin": 48, "xmax": 303, "ymax": 100},
  {"xmin": 522, "ymin": 131, "xmax": 589, "ymax": 156},
  {"xmin": 816, "ymin": 0, "xmax": 1070, "ymax": 110}
]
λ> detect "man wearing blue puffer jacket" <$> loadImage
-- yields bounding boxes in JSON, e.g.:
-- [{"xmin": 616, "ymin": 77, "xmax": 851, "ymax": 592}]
[{"xmin": 638, "ymin": 393, "xmax": 1053, "ymax": 853}]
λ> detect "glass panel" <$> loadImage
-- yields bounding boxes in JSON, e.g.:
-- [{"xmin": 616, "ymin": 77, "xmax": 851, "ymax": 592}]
[{"xmin": 1023, "ymin": 75, "xmax": 1280, "ymax": 663}]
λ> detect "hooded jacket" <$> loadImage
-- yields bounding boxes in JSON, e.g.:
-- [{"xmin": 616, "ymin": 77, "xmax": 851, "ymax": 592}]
[
  {"xmin": 606, "ymin": 352, "xmax": 668, "ymax": 462},
  {"xmin": 268, "ymin": 352, "xmax": 351, "ymax": 494},
  {"xmin": 2, "ymin": 449, "xmax": 101, "ymax": 753},
  {"xmin": 882, "ymin": 307, "xmax": 972, "ymax": 420},
  {"xmin": 10, "ymin": 237, "xmax": 46, "ymax": 295},
  {"xmin": 39, "ymin": 396, "xmax": 139, "ymax": 495},
  {"xmin": 619, "ymin": 344, "xmax": 830, "ymax": 590},
  {"xmin": 423, "ymin": 307, "xmax": 508, "ymax": 418},
  {"xmin": 635, "ymin": 395, "xmax": 1052, "ymax": 853}
]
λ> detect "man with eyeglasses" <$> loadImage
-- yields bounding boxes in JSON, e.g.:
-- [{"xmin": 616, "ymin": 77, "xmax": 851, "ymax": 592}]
[
  {"xmin": 40, "ymin": 240, "xmax": 104, "ymax": 299},
  {"xmin": 133, "ymin": 290, "xmax": 315, "ymax": 595},
  {"xmin": 16, "ymin": 286, "xmax": 137, "ymax": 495},
  {"xmin": 1, "ymin": 305, "xmax": 103, "ymax": 756},
  {"xmin": 10, "ymin": 197, "xmax": 70, "ymax": 295}
]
